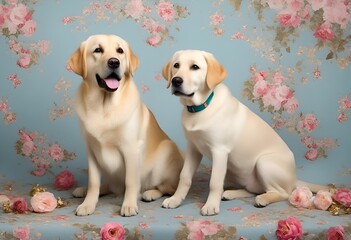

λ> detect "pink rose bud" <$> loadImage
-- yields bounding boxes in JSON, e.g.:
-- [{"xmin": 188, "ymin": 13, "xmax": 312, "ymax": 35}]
[
  {"xmin": 54, "ymin": 170, "xmax": 75, "ymax": 190},
  {"xmin": 11, "ymin": 197, "xmax": 28, "ymax": 213},
  {"xmin": 100, "ymin": 222, "xmax": 125, "ymax": 240},
  {"xmin": 30, "ymin": 192, "xmax": 57, "ymax": 213}
]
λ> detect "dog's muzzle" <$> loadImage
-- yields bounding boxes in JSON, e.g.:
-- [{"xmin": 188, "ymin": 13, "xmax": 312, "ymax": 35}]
[
  {"xmin": 95, "ymin": 58, "xmax": 122, "ymax": 92},
  {"xmin": 171, "ymin": 76, "xmax": 194, "ymax": 97}
]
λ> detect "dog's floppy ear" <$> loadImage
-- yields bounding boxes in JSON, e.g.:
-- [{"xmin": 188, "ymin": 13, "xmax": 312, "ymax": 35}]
[
  {"xmin": 68, "ymin": 41, "xmax": 87, "ymax": 79},
  {"xmin": 162, "ymin": 60, "xmax": 172, "ymax": 88},
  {"xmin": 204, "ymin": 52, "xmax": 227, "ymax": 90},
  {"xmin": 127, "ymin": 45, "xmax": 139, "ymax": 76}
]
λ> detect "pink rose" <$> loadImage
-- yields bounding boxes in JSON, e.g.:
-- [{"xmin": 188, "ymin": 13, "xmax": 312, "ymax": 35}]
[
  {"xmin": 276, "ymin": 216, "xmax": 303, "ymax": 240},
  {"xmin": 31, "ymin": 168, "xmax": 46, "ymax": 176},
  {"xmin": 284, "ymin": 97, "xmax": 299, "ymax": 114},
  {"xmin": 13, "ymin": 226, "xmax": 30, "ymax": 240},
  {"xmin": 146, "ymin": 35, "xmax": 162, "ymax": 47},
  {"xmin": 125, "ymin": 0, "xmax": 144, "ymax": 19},
  {"xmin": 252, "ymin": 71, "xmax": 268, "ymax": 82},
  {"xmin": 21, "ymin": 19, "xmax": 36, "ymax": 36},
  {"xmin": 289, "ymin": 186, "xmax": 313, "ymax": 208},
  {"xmin": 301, "ymin": 136, "xmax": 315, "ymax": 148},
  {"xmin": 339, "ymin": 96, "xmax": 351, "ymax": 109},
  {"xmin": 262, "ymin": 86, "xmax": 282, "ymax": 111},
  {"xmin": 30, "ymin": 192, "xmax": 57, "ymax": 213},
  {"xmin": 210, "ymin": 13, "xmax": 224, "ymax": 26},
  {"xmin": 276, "ymin": 11, "xmax": 300, "ymax": 27},
  {"xmin": 9, "ymin": 4, "xmax": 31, "ymax": 26},
  {"xmin": 337, "ymin": 113, "xmax": 348, "ymax": 123},
  {"xmin": 314, "ymin": 190, "xmax": 333, "ymax": 210},
  {"xmin": 21, "ymin": 140, "xmax": 36, "ymax": 156},
  {"xmin": 313, "ymin": 23, "xmax": 334, "ymax": 42},
  {"xmin": 253, "ymin": 79, "xmax": 268, "ymax": 98},
  {"xmin": 327, "ymin": 225, "xmax": 345, "ymax": 240},
  {"xmin": 332, "ymin": 188, "xmax": 351, "ymax": 207},
  {"xmin": 300, "ymin": 113, "xmax": 318, "ymax": 132},
  {"xmin": 156, "ymin": 1, "xmax": 175, "ymax": 22},
  {"xmin": 54, "ymin": 170, "xmax": 75, "ymax": 190},
  {"xmin": 48, "ymin": 144, "xmax": 64, "ymax": 161},
  {"xmin": 305, "ymin": 148, "xmax": 318, "ymax": 161},
  {"xmin": 11, "ymin": 197, "xmax": 28, "ymax": 213},
  {"xmin": 100, "ymin": 222, "xmax": 125, "ymax": 240},
  {"xmin": 17, "ymin": 54, "xmax": 31, "ymax": 68}
]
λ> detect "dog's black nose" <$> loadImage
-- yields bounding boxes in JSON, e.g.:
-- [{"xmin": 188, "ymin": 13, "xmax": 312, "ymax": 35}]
[
  {"xmin": 172, "ymin": 77, "xmax": 183, "ymax": 87},
  {"xmin": 108, "ymin": 58, "xmax": 120, "ymax": 69}
]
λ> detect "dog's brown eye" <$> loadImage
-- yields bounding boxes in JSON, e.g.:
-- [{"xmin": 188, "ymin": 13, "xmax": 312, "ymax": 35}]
[
  {"xmin": 173, "ymin": 63, "xmax": 179, "ymax": 68},
  {"xmin": 94, "ymin": 47, "xmax": 103, "ymax": 53},
  {"xmin": 117, "ymin": 47, "xmax": 124, "ymax": 54},
  {"xmin": 191, "ymin": 64, "xmax": 199, "ymax": 70}
]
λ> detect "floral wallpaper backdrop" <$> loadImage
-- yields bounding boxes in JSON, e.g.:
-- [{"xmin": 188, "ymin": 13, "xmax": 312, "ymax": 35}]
[{"xmin": 0, "ymin": 0, "xmax": 350, "ymax": 239}]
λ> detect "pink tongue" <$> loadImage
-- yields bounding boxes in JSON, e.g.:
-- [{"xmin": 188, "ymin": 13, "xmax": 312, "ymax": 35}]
[{"xmin": 104, "ymin": 79, "xmax": 120, "ymax": 89}]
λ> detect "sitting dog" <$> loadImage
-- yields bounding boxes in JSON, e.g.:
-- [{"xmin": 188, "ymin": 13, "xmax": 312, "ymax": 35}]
[
  {"xmin": 68, "ymin": 34, "xmax": 183, "ymax": 217},
  {"xmin": 161, "ymin": 50, "xmax": 328, "ymax": 216}
]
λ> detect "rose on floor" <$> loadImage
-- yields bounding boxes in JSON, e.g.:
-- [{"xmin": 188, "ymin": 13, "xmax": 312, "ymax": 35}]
[{"xmin": 100, "ymin": 222, "xmax": 125, "ymax": 240}]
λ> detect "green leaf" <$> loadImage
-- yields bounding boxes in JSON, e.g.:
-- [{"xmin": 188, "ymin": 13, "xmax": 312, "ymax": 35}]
[
  {"xmin": 230, "ymin": 0, "xmax": 242, "ymax": 11},
  {"xmin": 326, "ymin": 51, "xmax": 334, "ymax": 60}
]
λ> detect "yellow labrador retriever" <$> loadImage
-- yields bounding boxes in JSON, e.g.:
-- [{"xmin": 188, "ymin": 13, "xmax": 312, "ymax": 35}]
[
  {"xmin": 68, "ymin": 34, "xmax": 183, "ymax": 217},
  {"xmin": 161, "ymin": 50, "xmax": 328, "ymax": 216}
]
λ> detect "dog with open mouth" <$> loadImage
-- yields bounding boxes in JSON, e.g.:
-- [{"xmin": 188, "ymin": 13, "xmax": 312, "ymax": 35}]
[
  {"xmin": 68, "ymin": 34, "xmax": 184, "ymax": 217},
  {"xmin": 161, "ymin": 50, "xmax": 329, "ymax": 216}
]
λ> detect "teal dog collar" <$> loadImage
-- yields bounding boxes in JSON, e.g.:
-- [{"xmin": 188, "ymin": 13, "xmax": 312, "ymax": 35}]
[{"xmin": 187, "ymin": 92, "xmax": 214, "ymax": 113}]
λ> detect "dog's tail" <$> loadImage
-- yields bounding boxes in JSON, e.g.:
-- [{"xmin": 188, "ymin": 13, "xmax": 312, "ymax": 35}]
[{"xmin": 296, "ymin": 180, "xmax": 331, "ymax": 193}]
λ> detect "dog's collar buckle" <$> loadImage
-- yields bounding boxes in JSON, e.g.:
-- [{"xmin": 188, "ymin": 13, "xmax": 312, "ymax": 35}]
[{"xmin": 187, "ymin": 92, "xmax": 214, "ymax": 113}]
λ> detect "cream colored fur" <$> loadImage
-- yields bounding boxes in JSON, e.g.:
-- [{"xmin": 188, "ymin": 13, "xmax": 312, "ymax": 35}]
[
  {"xmin": 68, "ymin": 35, "xmax": 183, "ymax": 217},
  {"xmin": 161, "ymin": 50, "xmax": 328, "ymax": 216}
]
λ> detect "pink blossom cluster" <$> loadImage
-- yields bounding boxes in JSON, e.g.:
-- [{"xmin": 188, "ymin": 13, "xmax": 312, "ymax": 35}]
[
  {"xmin": 7, "ymin": 73, "xmax": 21, "ymax": 88},
  {"xmin": 156, "ymin": 1, "xmax": 175, "ymax": 22},
  {"xmin": 210, "ymin": 12, "xmax": 225, "ymax": 37},
  {"xmin": 100, "ymin": 222, "xmax": 125, "ymax": 240},
  {"xmin": 0, "ymin": 2, "xmax": 36, "ymax": 37},
  {"xmin": 0, "ymin": 98, "xmax": 16, "ymax": 124},
  {"xmin": 289, "ymin": 187, "xmax": 351, "ymax": 211},
  {"xmin": 251, "ymin": 69, "xmax": 299, "ymax": 114},
  {"xmin": 264, "ymin": 0, "xmax": 350, "ymax": 42},
  {"xmin": 9, "ymin": 39, "xmax": 49, "ymax": 69},
  {"xmin": 275, "ymin": 216, "xmax": 345, "ymax": 240},
  {"xmin": 186, "ymin": 220, "xmax": 223, "ymax": 239},
  {"xmin": 337, "ymin": 96, "xmax": 351, "ymax": 123},
  {"xmin": 125, "ymin": 0, "xmax": 145, "ymax": 20},
  {"xmin": 16, "ymin": 128, "xmax": 76, "ymax": 176},
  {"xmin": 301, "ymin": 135, "xmax": 336, "ymax": 161},
  {"xmin": 143, "ymin": 18, "xmax": 165, "ymax": 47}
]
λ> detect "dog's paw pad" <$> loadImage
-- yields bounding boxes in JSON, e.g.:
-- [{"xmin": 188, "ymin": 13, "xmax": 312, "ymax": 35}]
[
  {"xmin": 75, "ymin": 204, "xmax": 95, "ymax": 216},
  {"xmin": 201, "ymin": 204, "xmax": 220, "ymax": 216},
  {"xmin": 142, "ymin": 189, "xmax": 163, "ymax": 202},
  {"xmin": 72, "ymin": 187, "xmax": 87, "ymax": 198},
  {"xmin": 121, "ymin": 205, "xmax": 138, "ymax": 217},
  {"xmin": 162, "ymin": 197, "xmax": 182, "ymax": 209}
]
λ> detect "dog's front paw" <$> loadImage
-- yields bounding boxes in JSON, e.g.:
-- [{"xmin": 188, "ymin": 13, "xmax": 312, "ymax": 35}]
[
  {"xmin": 254, "ymin": 194, "xmax": 269, "ymax": 208},
  {"xmin": 121, "ymin": 204, "xmax": 138, "ymax": 217},
  {"xmin": 162, "ymin": 196, "xmax": 182, "ymax": 209},
  {"xmin": 201, "ymin": 203, "xmax": 220, "ymax": 216},
  {"xmin": 75, "ymin": 203, "xmax": 95, "ymax": 216},
  {"xmin": 72, "ymin": 187, "xmax": 87, "ymax": 198}
]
